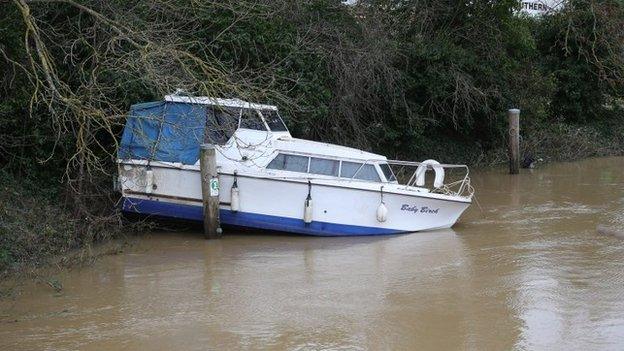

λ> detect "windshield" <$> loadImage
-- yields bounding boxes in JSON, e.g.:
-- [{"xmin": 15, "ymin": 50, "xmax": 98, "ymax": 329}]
[
  {"xmin": 239, "ymin": 109, "xmax": 266, "ymax": 130},
  {"xmin": 206, "ymin": 106, "xmax": 240, "ymax": 144},
  {"xmin": 261, "ymin": 110, "xmax": 288, "ymax": 132}
]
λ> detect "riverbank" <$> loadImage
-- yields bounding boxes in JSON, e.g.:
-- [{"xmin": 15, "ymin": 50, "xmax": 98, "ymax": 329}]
[
  {"xmin": 0, "ymin": 173, "xmax": 77, "ymax": 275},
  {"xmin": 420, "ymin": 118, "xmax": 624, "ymax": 166},
  {"xmin": 0, "ymin": 172, "xmax": 131, "ymax": 278}
]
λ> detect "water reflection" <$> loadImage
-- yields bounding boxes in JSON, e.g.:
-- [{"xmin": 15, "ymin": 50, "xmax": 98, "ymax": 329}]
[{"xmin": 1, "ymin": 157, "xmax": 624, "ymax": 350}]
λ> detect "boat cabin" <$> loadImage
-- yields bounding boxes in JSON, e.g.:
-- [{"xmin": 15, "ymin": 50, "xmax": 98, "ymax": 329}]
[
  {"xmin": 119, "ymin": 94, "xmax": 398, "ymax": 184},
  {"xmin": 163, "ymin": 95, "xmax": 398, "ymax": 184}
]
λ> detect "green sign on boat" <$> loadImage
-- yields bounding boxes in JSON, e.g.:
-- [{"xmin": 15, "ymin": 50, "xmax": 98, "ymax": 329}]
[{"xmin": 209, "ymin": 178, "xmax": 219, "ymax": 197}]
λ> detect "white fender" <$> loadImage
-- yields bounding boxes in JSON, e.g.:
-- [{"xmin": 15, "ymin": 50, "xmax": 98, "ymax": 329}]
[
  {"xmin": 415, "ymin": 159, "xmax": 445, "ymax": 188},
  {"xmin": 304, "ymin": 199, "xmax": 313, "ymax": 224},
  {"xmin": 230, "ymin": 186, "xmax": 240, "ymax": 212},
  {"xmin": 145, "ymin": 169, "xmax": 154, "ymax": 193},
  {"xmin": 376, "ymin": 202, "xmax": 388, "ymax": 222}
]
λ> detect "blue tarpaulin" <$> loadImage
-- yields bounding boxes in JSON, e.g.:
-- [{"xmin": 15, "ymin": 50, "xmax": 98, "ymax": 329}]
[{"xmin": 118, "ymin": 101, "xmax": 206, "ymax": 164}]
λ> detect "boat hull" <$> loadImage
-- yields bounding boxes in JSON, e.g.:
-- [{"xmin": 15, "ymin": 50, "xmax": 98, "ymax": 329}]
[
  {"xmin": 122, "ymin": 197, "xmax": 403, "ymax": 236},
  {"xmin": 119, "ymin": 164, "xmax": 471, "ymax": 236}
]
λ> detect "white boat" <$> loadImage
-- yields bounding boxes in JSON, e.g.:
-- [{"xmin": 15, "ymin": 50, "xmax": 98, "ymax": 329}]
[{"xmin": 117, "ymin": 94, "xmax": 474, "ymax": 236}]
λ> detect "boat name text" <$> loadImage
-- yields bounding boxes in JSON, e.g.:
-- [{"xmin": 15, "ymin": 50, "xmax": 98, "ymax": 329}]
[{"xmin": 401, "ymin": 204, "xmax": 439, "ymax": 214}]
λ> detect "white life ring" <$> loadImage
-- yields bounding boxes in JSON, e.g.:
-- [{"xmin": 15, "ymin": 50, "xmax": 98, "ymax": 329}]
[{"xmin": 415, "ymin": 159, "xmax": 445, "ymax": 188}]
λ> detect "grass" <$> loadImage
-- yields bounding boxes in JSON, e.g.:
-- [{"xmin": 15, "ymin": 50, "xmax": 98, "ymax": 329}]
[
  {"xmin": 0, "ymin": 173, "xmax": 76, "ymax": 273},
  {"xmin": 0, "ymin": 171, "xmax": 131, "ymax": 278}
]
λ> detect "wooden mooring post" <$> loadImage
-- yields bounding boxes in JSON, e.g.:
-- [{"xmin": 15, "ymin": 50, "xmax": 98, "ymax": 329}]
[
  {"xmin": 508, "ymin": 109, "xmax": 520, "ymax": 175},
  {"xmin": 199, "ymin": 144, "xmax": 222, "ymax": 239}
]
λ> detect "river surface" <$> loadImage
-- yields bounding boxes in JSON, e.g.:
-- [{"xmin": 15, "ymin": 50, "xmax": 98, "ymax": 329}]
[{"xmin": 2, "ymin": 157, "xmax": 624, "ymax": 350}]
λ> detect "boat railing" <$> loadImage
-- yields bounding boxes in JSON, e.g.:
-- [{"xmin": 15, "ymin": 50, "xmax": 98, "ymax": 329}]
[
  {"xmin": 352, "ymin": 159, "xmax": 474, "ymax": 199},
  {"xmin": 389, "ymin": 160, "xmax": 473, "ymax": 198}
]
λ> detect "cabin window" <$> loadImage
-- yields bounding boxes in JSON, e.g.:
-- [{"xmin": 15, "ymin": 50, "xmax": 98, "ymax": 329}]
[
  {"xmin": 340, "ymin": 161, "xmax": 381, "ymax": 182},
  {"xmin": 239, "ymin": 109, "xmax": 266, "ymax": 130},
  {"xmin": 379, "ymin": 163, "xmax": 396, "ymax": 182},
  {"xmin": 262, "ymin": 110, "xmax": 288, "ymax": 132},
  {"xmin": 267, "ymin": 153, "xmax": 309, "ymax": 173},
  {"xmin": 309, "ymin": 157, "xmax": 339, "ymax": 176}
]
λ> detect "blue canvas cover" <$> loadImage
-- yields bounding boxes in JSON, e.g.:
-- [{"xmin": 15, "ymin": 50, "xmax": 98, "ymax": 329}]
[{"xmin": 118, "ymin": 101, "xmax": 206, "ymax": 164}]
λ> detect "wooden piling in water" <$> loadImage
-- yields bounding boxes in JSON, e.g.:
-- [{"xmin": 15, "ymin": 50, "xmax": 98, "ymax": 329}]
[
  {"xmin": 508, "ymin": 109, "xmax": 520, "ymax": 175},
  {"xmin": 199, "ymin": 144, "xmax": 221, "ymax": 239}
]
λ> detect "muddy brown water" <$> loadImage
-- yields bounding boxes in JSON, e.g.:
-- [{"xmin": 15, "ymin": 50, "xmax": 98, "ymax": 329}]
[{"xmin": 2, "ymin": 157, "xmax": 624, "ymax": 350}]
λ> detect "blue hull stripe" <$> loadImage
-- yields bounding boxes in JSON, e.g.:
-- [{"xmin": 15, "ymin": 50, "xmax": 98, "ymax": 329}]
[{"xmin": 122, "ymin": 197, "xmax": 402, "ymax": 236}]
